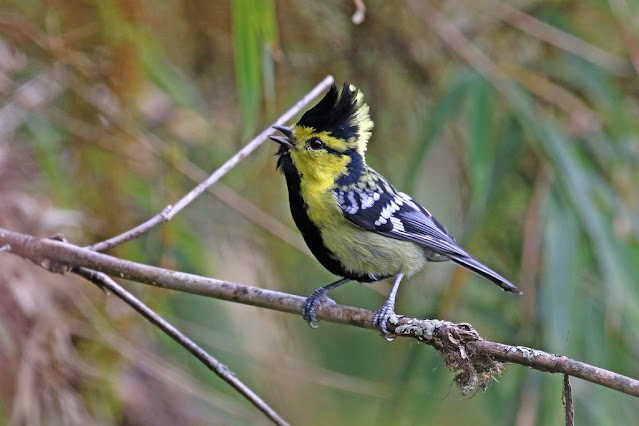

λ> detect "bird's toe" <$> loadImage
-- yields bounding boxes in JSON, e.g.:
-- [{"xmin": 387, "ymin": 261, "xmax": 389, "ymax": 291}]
[
  {"xmin": 301, "ymin": 289, "xmax": 335, "ymax": 328},
  {"xmin": 373, "ymin": 301, "xmax": 398, "ymax": 340}
]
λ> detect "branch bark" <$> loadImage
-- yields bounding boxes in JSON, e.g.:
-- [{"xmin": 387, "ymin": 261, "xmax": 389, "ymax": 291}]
[{"xmin": 2, "ymin": 227, "xmax": 638, "ymax": 398}]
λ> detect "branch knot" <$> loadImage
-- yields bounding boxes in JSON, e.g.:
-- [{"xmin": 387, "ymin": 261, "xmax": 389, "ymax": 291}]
[{"xmin": 393, "ymin": 318, "xmax": 500, "ymax": 395}]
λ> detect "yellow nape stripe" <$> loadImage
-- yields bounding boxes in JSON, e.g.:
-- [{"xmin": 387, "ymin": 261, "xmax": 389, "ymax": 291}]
[{"xmin": 349, "ymin": 85, "xmax": 374, "ymax": 154}]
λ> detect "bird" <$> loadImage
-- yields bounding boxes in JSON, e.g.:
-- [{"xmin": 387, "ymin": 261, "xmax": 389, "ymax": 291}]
[{"xmin": 269, "ymin": 83, "xmax": 520, "ymax": 335}]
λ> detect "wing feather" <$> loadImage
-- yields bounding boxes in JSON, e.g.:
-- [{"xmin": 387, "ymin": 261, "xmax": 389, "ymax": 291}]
[
  {"xmin": 335, "ymin": 178, "xmax": 520, "ymax": 293},
  {"xmin": 336, "ymin": 184, "xmax": 469, "ymax": 257}
]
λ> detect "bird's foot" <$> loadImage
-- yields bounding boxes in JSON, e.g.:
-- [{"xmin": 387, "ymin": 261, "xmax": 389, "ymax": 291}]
[
  {"xmin": 373, "ymin": 300, "xmax": 399, "ymax": 341},
  {"xmin": 302, "ymin": 288, "xmax": 335, "ymax": 328}
]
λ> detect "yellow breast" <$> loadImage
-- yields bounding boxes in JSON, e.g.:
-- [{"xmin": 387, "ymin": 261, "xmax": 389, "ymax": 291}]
[{"xmin": 300, "ymin": 180, "xmax": 426, "ymax": 279}]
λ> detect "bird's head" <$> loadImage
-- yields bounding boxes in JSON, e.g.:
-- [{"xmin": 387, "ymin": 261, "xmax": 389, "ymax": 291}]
[{"xmin": 270, "ymin": 83, "xmax": 374, "ymax": 188}]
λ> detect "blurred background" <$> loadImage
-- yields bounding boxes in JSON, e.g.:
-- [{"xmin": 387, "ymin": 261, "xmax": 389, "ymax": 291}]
[{"xmin": 1, "ymin": 0, "xmax": 638, "ymax": 424}]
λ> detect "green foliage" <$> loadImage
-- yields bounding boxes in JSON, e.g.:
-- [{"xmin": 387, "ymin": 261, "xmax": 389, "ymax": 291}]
[
  {"xmin": 2, "ymin": 0, "xmax": 639, "ymax": 424},
  {"xmin": 232, "ymin": 0, "xmax": 278, "ymax": 137}
]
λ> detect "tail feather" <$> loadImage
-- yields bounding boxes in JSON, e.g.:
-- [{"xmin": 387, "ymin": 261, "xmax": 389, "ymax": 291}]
[{"xmin": 449, "ymin": 255, "xmax": 521, "ymax": 294}]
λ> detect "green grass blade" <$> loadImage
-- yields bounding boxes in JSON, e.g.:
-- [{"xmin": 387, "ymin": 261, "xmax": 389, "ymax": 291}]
[
  {"xmin": 540, "ymin": 191, "xmax": 579, "ymax": 351},
  {"xmin": 464, "ymin": 74, "xmax": 497, "ymax": 210},
  {"xmin": 232, "ymin": 0, "xmax": 261, "ymax": 137}
]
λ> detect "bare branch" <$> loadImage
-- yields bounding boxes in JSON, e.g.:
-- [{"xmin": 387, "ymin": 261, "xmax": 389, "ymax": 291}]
[
  {"xmin": 72, "ymin": 267, "xmax": 289, "ymax": 426},
  {"xmin": 2, "ymin": 227, "xmax": 639, "ymax": 398},
  {"xmin": 563, "ymin": 375, "xmax": 574, "ymax": 426},
  {"xmin": 352, "ymin": 0, "xmax": 366, "ymax": 25},
  {"xmin": 88, "ymin": 75, "xmax": 335, "ymax": 252},
  {"xmin": 472, "ymin": 340, "xmax": 639, "ymax": 398},
  {"xmin": 163, "ymin": 148, "xmax": 312, "ymax": 257}
]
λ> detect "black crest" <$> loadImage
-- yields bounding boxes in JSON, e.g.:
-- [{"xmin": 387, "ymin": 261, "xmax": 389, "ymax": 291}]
[{"xmin": 297, "ymin": 83, "xmax": 359, "ymax": 140}]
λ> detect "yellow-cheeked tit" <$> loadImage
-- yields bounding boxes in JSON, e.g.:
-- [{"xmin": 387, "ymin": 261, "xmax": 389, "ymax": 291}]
[{"xmin": 270, "ymin": 83, "xmax": 520, "ymax": 335}]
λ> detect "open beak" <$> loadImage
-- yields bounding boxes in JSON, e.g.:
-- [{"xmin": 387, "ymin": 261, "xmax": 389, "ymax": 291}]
[{"xmin": 269, "ymin": 125, "xmax": 294, "ymax": 147}]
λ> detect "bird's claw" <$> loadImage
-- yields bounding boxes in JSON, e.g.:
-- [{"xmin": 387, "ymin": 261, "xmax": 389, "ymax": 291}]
[
  {"xmin": 373, "ymin": 301, "xmax": 397, "ymax": 340},
  {"xmin": 302, "ymin": 289, "xmax": 335, "ymax": 328}
]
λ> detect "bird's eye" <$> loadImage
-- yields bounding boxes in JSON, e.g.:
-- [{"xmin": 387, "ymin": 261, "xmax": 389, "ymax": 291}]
[{"xmin": 309, "ymin": 138, "xmax": 324, "ymax": 150}]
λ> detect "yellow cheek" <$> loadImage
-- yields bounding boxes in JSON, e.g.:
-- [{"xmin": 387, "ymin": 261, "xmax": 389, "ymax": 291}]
[{"xmin": 290, "ymin": 149, "xmax": 350, "ymax": 232}]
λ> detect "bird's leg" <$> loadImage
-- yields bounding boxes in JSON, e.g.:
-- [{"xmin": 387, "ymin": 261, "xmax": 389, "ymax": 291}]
[
  {"xmin": 302, "ymin": 278, "xmax": 350, "ymax": 328},
  {"xmin": 373, "ymin": 273, "xmax": 404, "ymax": 338}
]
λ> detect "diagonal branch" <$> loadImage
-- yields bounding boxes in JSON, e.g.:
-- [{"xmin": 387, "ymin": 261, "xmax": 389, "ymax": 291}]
[
  {"xmin": 2, "ymin": 227, "xmax": 638, "ymax": 398},
  {"xmin": 88, "ymin": 75, "xmax": 335, "ymax": 252},
  {"xmin": 72, "ymin": 267, "xmax": 289, "ymax": 426}
]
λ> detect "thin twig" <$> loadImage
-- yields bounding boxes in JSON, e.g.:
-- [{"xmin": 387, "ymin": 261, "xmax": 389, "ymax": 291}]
[
  {"xmin": 71, "ymin": 266, "xmax": 289, "ymax": 426},
  {"xmin": 161, "ymin": 145, "xmax": 313, "ymax": 257},
  {"xmin": 352, "ymin": 0, "xmax": 366, "ymax": 25},
  {"xmin": 25, "ymin": 101, "xmax": 312, "ymax": 257},
  {"xmin": 88, "ymin": 75, "xmax": 335, "ymax": 252},
  {"xmin": 562, "ymin": 374, "xmax": 574, "ymax": 426},
  {"xmin": 3, "ymin": 228, "xmax": 639, "ymax": 398},
  {"xmin": 71, "ymin": 292, "xmax": 266, "ymax": 422}
]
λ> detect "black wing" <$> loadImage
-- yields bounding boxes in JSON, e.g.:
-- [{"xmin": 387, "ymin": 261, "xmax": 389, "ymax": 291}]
[
  {"xmin": 335, "ymin": 183, "xmax": 520, "ymax": 293},
  {"xmin": 336, "ymin": 185, "xmax": 469, "ymax": 258}
]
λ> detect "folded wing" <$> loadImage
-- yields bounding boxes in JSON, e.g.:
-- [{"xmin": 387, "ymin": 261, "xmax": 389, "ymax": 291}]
[{"xmin": 336, "ymin": 184, "xmax": 520, "ymax": 293}]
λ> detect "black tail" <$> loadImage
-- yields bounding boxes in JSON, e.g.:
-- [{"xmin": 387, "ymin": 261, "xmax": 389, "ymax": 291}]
[{"xmin": 449, "ymin": 255, "xmax": 521, "ymax": 294}]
